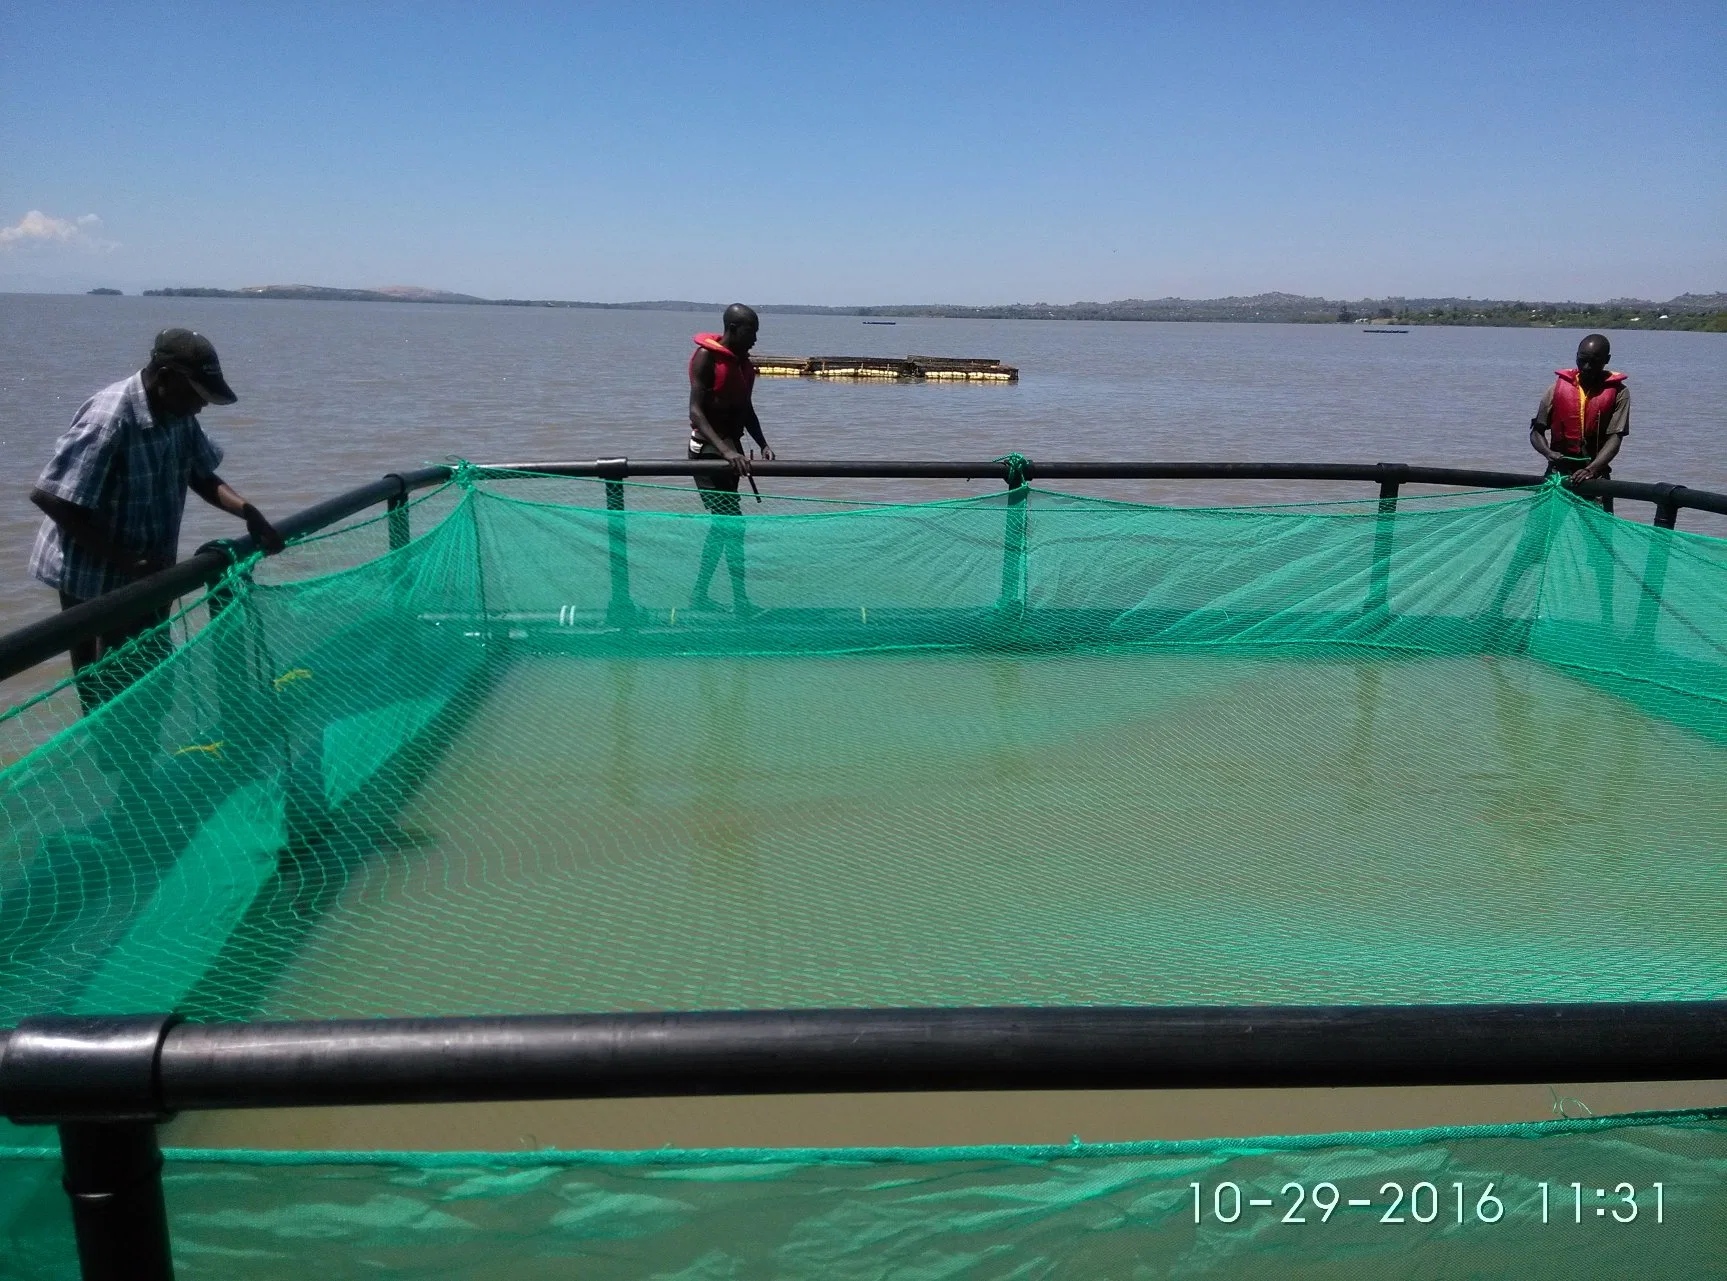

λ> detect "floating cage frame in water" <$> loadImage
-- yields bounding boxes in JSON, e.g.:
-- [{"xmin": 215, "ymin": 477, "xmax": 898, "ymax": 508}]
[{"xmin": 749, "ymin": 354, "xmax": 1019, "ymax": 380}]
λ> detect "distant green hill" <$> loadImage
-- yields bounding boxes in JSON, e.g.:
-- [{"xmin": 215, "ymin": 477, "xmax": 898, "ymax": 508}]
[
  {"xmin": 146, "ymin": 284, "xmax": 483, "ymax": 304},
  {"xmin": 142, "ymin": 284, "xmax": 1727, "ymax": 331}
]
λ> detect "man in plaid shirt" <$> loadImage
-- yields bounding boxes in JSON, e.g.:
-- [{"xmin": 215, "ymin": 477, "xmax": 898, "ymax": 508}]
[{"xmin": 29, "ymin": 328, "xmax": 284, "ymax": 708}]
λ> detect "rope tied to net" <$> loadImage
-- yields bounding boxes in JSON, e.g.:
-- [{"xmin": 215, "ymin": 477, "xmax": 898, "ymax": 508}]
[
  {"xmin": 993, "ymin": 452, "xmax": 1032, "ymax": 489},
  {"xmin": 195, "ymin": 539, "xmax": 266, "ymax": 612},
  {"xmin": 448, "ymin": 458, "xmax": 482, "ymax": 490},
  {"xmin": 197, "ymin": 536, "xmax": 263, "ymax": 574}
]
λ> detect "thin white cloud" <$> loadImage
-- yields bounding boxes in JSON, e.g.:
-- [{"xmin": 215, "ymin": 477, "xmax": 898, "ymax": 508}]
[{"xmin": 0, "ymin": 210, "xmax": 118, "ymax": 252}]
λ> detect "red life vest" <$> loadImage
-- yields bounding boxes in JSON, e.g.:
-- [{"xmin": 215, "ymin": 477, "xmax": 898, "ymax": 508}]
[
  {"xmin": 691, "ymin": 333, "xmax": 755, "ymax": 416},
  {"xmin": 1548, "ymin": 368, "xmax": 1626, "ymax": 459}
]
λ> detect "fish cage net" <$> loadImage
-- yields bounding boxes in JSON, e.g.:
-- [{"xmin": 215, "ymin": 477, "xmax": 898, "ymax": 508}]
[
  {"xmin": 4, "ymin": 1109, "xmax": 1725, "ymax": 1278},
  {"xmin": 2, "ymin": 469, "xmax": 1724, "ymax": 1275}
]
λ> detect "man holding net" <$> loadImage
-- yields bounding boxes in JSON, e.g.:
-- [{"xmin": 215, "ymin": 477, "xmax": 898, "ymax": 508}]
[
  {"xmin": 687, "ymin": 304, "xmax": 773, "ymax": 613},
  {"xmin": 1494, "ymin": 334, "xmax": 1627, "ymax": 619},
  {"xmin": 1527, "ymin": 332, "xmax": 1628, "ymax": 512},
  {"xmin": 29, "ymin": 328, "xmax": 284, "ymax": 710}
]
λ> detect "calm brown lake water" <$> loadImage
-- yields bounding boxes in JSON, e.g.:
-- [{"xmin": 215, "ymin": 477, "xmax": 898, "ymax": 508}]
[{"xmin": 5, "ymin": 292, "xmax": 1725, "ymax": 656}]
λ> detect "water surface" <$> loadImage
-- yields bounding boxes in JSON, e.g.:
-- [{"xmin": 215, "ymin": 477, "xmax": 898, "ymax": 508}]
[{"xmin": 5, "ymin": 293, "xmax": 1723, "ymax": 656}]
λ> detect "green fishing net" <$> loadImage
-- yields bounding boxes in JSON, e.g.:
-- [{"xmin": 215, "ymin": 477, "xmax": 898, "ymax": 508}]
[
  {"xmin": 3, "ymin": 1110, "xmax": 1724, "ymax": 1278},
  {"xmin": 3, "ymin": 474, "xmax": 1722, "ymax": 1020},
  {"xmin": 2, "ymin": 472, "xmax": 1722, "ymax": 1274}
]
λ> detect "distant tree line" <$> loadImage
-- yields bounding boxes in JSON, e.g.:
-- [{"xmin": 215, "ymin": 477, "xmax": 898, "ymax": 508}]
[
  {"xmin": 1336, "ymin": 301, "xmax": 1726, "ymax": 333},
  {"xmin": 139, "ymin": 286, "xmax": 1727, "ymax": 331}
]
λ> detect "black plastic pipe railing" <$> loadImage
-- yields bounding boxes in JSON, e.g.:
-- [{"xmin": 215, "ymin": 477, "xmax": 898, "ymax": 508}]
[
  {"xmin": 0, "ymin": 466, "xmax": 448, "ymax": 684},
  {"xmin": 5, "ymin": 1003, "xmax": 1726, "ymax": 1121},
  {"xmin": 5, "ymin": 456, "xmax": 1726, "ymax": 688},
  {"xmin": 493, "ymin": 457, "xmax": 1727, "ymax": 524},
  {"xmin": 5, "ymin": 1002, "xmax": 1723, "ymax": 1280}
]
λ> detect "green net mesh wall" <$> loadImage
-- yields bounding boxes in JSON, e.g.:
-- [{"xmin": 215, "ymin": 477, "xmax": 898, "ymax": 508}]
[
  {"xmin": 3, "ymin": 1110, "xmax": 1724, "ymax": 1278},
  {"xmin": 2, "ymin": 472, "xmax": 1723, "ymax": 1273},
  {"xmin": 3, "ymin": 473, "xmax": 1723, "ymax": 1020}
]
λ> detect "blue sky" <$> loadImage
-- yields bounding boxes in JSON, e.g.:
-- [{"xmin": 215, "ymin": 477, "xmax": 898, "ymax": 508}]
[{"xmin": 2, "ymin": 1, "xmax": 1722, "ymax": 303}]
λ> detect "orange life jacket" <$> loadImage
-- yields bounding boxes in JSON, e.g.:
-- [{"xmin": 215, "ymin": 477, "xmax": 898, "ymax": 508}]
[
  {"xmin": 1548, "ymin": 368, "xmax": 1626, "ymax": 459},
  {"xmin": 690, "ymin": 334, "xmax": 755, "ymax": 417}
]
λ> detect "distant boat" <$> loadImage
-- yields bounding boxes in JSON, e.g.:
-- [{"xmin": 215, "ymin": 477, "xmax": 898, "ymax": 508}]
[
  {"xmin": 1363, "ymin": 328, "xmax": 1409, "ymax": 334},
  {"xmin": 862, "ymin": 320, "xmax": 897, "ymax": 325}
]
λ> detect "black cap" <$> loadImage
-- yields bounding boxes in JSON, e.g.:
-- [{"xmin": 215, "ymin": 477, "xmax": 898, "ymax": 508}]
[{"xmin": 149, "ymin": 328, "xmax": 237, "ymax": 404}]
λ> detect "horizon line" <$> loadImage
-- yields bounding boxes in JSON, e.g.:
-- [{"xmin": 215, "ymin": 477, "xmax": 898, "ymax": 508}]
[{"xmin": 21, "ymin": 284, "xmax": 1724, "ymax": 312}]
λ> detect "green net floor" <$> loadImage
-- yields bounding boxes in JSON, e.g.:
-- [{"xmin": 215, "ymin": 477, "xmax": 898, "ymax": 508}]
[{"xmin": 258, "ymin": 648, "xmax": 1723, "ymax": 1018}]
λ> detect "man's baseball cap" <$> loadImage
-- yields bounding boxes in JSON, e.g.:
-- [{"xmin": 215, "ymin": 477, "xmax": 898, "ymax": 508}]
[{"xmin": 149, "ymin": 328, "xmax": 238, "ymax": 404}]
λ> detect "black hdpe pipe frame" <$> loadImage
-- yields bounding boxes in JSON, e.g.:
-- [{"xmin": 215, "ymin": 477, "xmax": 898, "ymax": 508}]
[
  {"xmin": 4, "ymin": 459, "xmax": 1727, "ymax": 1278},
  {"xmin": 3, "ymin": 1004, "xmax": 1727, "ymax": 1281},
  {"xmin": 5, "ymin": 456, "xmax": 1727, "ymax": 685},
  {"xmin": 7, "ymin": 1005, "xmax": 1726, "ymax": 1116},
  {"xmin": 0, "ymin": 466, "xmax": 445, "ymax": 684}
]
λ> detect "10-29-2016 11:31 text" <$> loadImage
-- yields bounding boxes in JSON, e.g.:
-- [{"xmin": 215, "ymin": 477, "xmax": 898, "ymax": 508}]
[{"xmin": 1191, "ymin": 1180, "xmax": 1666, "ymax": 1226}]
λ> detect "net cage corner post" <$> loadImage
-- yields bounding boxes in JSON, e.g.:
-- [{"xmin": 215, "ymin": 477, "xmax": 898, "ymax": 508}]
[
  {"xmin": 1, "ymin": 1014, "xmax": 182, "ymax": 1281},
  {"xmin": 1366, "ymin": 461, "xmax": 1408, "ymax": 619},
  {"xmin": 998, "ymin": 454, "xmax": 1031, "ymax": 614},
  {"xmin": 596, "ymin": 457, "xmax": 637, "ymax": 626}
]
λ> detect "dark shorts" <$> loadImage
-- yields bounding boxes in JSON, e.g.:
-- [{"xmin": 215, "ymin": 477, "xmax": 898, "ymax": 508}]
[
  {"xmin": 690, "ymin": 441, "xmax": 742, "ymax": 515},
  {"xmin": 58, "ymin": 590, "xmax": 172, "ymax": 711}
]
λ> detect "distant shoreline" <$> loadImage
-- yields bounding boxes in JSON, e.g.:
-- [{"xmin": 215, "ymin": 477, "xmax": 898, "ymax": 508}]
[{"xmin": 101, "ymin": 284, "xmax": 1727, "ymax": 332}]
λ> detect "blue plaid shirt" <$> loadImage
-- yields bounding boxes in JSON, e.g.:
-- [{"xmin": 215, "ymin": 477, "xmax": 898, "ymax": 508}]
[{"xmin": 29, "ymin": 373, "xmax": 225, "ymax": 600}]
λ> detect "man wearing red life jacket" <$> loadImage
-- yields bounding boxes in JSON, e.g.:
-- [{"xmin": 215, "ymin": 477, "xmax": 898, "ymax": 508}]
[
  {"xmin": 1527, "ymin": 333, "xmax": 1628, "ymax": 512},
  {"xmin": 688, "ymin": 303, "xmax": 774, "ymax": 611},
  {"xmin": 1491, "ymin": 332, "xmax": 1627, "ymax": 618}
]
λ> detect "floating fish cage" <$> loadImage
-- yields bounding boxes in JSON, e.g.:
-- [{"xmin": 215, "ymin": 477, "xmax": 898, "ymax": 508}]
[
  {"xmin": 751, "ymin": 354, "xmax": 1019, "ymax": 381},
  {"xmin": 1, "ymin": 457, "xmax": 1724, "ymax": 1279}
]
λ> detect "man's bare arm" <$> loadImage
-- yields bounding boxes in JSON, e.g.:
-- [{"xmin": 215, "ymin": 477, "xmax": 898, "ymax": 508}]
[
  {"xmin": 1528, "ymin": 385, "xmax": 1562, "ymax": 464},
  {"xmin": 189, "ymin": 474, "xmax": 285, "ymax": 552},
  {"xmin": 743, "ymin": 405, "xmax": 773, "ymax": 459},
  {"xmin": 1528, "ymin": 422, "xmax": 1562, "ymax": 465}
]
